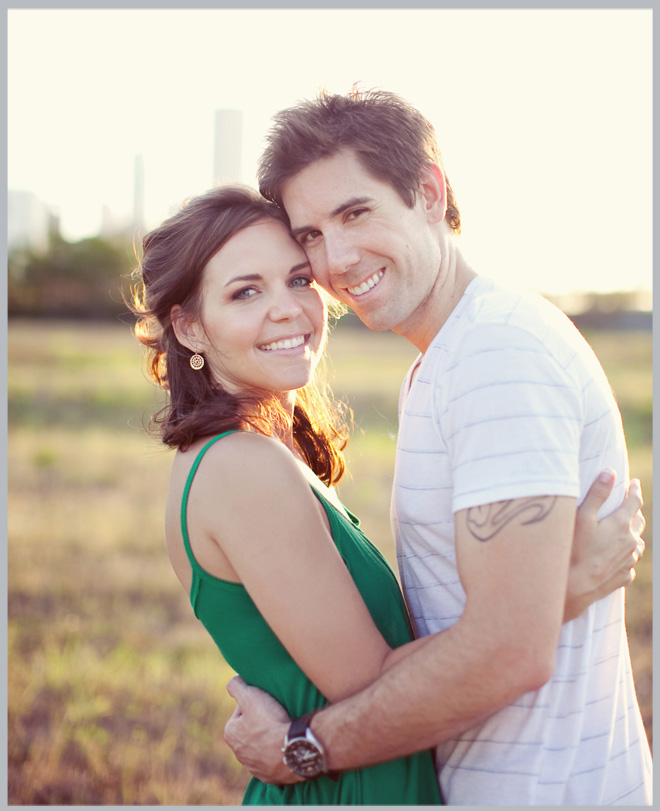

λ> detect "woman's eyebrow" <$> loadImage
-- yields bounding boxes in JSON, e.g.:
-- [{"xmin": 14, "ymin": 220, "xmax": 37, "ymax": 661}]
[
  {"xmin": 224, "ymin": 273, "xmax": 262, "ymax": 287},
  {"xmin": 224, "ymin": 263, "xmax": 309, "ymax": 286},
  {"xmin": 290, "ymin": 261, "xmax": 311, "ymax": 273}
]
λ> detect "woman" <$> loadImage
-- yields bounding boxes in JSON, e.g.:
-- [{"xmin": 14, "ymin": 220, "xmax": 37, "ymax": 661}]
[{"xmin": 131, "ymin": 185, "xmax": 643, "ymax": 805}]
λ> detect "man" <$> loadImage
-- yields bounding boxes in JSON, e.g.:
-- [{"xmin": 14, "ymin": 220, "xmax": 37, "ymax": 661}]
[{"xmin": 224, "ymin": 88, "xmax": 652, "ymax": 804}]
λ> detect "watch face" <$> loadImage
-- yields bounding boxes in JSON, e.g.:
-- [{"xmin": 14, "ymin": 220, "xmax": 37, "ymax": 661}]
[{"xmin": 283, "ymin": 739, "xmax": 325, "ymax": 777}]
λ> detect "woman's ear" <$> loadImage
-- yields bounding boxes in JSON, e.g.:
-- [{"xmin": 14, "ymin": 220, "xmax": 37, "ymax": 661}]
[
  {"xmin": 417, "ymin": 164, "xmax": 448, "ymax": 225},
  {"xmin": 171, "ymin": 305, "xmax": 204, "ymax": 354}
]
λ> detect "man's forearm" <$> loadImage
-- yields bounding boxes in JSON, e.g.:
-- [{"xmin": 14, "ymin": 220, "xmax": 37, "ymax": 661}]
[{"xmin": 310, "ymin": 617, "xmax": 541, "ymax": 771}]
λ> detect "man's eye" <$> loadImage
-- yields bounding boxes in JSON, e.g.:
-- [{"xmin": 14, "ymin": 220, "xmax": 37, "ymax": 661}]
[
  {"xmin": 347, "ymin": 208, "xmax": 368, "ymax": 220},
  {"xmin": 300, "ymin": 230, "xmax": 321, "ymax": 246}
]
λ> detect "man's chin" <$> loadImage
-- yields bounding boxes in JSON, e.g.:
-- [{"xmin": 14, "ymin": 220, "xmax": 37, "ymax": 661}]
[{"xmin": 353, "ymin": 310, "xmax": 395, "ymax": 333}]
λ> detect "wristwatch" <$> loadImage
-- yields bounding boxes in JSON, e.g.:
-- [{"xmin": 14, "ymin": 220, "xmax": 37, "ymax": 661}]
[{"xmin": 282, "ymin": 712, "xmax": 333, "ymax": 779}]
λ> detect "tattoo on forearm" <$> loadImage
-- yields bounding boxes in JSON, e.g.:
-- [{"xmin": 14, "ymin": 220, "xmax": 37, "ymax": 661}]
[{"xmin": 466, "ymin": 497, "xmax": 557, "ymax": 542}]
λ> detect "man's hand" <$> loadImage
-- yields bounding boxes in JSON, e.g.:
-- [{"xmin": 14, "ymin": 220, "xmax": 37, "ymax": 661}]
[
  {"xmin": 565, "ymin": 473, "xmax": 645, "ymax": 622},
  {"xmin": 224, "ymin": 675, "xmax": 299, "ymax": 785}
]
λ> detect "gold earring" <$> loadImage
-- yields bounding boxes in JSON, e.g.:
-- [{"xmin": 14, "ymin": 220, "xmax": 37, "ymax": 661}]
[{"xmin": 190, "ymin": 352, "xmax": 205, "ymax": 370}]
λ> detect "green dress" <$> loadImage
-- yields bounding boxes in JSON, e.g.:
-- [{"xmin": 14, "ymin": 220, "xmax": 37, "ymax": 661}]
[{"xmin": 181, "ymin": 433, "xmax": 442, "ymax": 805}]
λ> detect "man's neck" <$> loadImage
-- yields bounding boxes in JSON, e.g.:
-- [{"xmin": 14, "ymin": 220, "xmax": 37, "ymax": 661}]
[{"xmin": 394, "ymin": 237, "xmax": 478, "ymax": 354}]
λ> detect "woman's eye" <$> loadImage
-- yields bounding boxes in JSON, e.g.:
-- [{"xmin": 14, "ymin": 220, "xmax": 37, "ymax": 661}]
[
  {"xmin": 347, "ymin": 208, "xmax": 368, "ymax": 220},
  {"xmin": 233, "ymin": 287, "xmax": 258, "ymax": 300},
  {"xmin": 290, "ymin": 276, "xmax": 312, "ymax": 289}
]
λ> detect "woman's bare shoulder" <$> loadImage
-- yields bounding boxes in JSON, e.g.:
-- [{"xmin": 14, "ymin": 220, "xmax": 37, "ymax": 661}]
[
  {"xmin": 171, "ymin": 432, "xmax": 307, "ymax": 517},
  {"xmin": 170, "ymin": 430, "xmax": 283, "ymax": 472}
]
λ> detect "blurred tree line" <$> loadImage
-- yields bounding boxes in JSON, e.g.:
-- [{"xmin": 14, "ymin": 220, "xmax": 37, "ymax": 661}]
[
  {"xmin": 8, "ymin": 234, "xmax": 136, "ymax": 320},
  {"xmin": 7, "ymin": 233, "xmax": 652, "ymax": 329}
]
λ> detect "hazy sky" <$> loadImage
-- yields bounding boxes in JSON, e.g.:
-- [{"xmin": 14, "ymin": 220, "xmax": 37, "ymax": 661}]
[{"xmin": 8, "ymin": 7, "xmax": 652, "ymax": 296}]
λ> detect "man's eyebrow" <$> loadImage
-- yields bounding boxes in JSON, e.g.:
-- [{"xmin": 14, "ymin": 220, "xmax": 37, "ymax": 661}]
[
  {"xmin": 330, "ymin": 196, "xmax": 372, "ymax": 218},
  {"xmin": 290, "ymin": 197, "xmax": 372, "ymax": 239}
]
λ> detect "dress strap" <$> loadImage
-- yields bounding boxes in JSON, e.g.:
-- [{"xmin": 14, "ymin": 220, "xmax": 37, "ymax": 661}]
[{"xmin": 180, "ymin": 431, "xmax": 241, "ymax": 571}]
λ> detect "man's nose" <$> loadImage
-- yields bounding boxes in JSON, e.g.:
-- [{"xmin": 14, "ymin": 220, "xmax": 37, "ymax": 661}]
[{"xmin": 324, "ymin": 232, "xmax": 360, "ymax": 277}]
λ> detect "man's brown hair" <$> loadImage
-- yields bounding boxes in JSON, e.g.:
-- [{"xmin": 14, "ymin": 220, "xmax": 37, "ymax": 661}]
[{"xmin": 258, "ymin": 86, "xmax": 461, "ymax": 233}]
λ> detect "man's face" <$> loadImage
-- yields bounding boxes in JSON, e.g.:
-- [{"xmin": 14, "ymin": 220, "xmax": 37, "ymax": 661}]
[{"xmin": 281, "ymin": 149, "xmax": 443, "ymax": 338}]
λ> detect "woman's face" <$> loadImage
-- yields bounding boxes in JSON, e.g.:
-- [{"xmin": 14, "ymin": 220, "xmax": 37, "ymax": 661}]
[{"xmin": 191, "ymin": 219, "xmax": 327, "ymax": 398}]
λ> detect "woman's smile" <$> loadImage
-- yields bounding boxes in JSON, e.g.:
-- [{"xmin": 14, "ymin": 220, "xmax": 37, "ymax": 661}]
[{"xmin": 258, "ymin": 333, "xmax": 309, "ymax": 352}]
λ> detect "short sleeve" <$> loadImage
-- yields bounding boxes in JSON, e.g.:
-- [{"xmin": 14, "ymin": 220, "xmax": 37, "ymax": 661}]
[{"xmin": 439, "ymin": 323, "xmax": 582, "ymax": 512}]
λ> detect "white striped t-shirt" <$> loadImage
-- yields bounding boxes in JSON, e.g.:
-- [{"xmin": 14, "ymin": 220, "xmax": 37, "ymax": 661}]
[{"xmin": 392, "ymin": 276, "xmax": 652, "ymax": 805}]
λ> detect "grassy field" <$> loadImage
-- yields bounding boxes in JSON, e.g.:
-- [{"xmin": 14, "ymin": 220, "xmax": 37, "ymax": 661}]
[{"xmin": 7, "ymin": 319, "xmax": 652, "ymax": 804}]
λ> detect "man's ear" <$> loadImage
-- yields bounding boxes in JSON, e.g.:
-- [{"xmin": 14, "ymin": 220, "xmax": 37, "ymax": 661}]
[
  {"xmin": 171, "ymin": 304, "xmax": 205, "ymax": 354},
  {"xmin": 417, "ymin": 164, "xmax": 447, "ymax": 225}
]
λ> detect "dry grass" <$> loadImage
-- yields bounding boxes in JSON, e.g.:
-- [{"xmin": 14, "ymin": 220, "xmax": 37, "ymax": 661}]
[{"xmin": 8, "ymin": 319, "xmax": 652, "ymax": 804}]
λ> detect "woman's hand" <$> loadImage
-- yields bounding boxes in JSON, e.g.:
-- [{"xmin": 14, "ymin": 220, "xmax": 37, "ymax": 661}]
[{"xmin": 564, "ymin": 472, "xmax": 645, "ymax": 622}]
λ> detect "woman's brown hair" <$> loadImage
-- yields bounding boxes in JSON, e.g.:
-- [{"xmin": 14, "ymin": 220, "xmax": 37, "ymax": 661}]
[{"xmin": 130, "ymin": 184, "xmax": 348, "ymax": 485}]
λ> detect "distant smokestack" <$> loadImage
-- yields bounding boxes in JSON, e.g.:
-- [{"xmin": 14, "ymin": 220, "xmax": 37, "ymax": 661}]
[
  {"xmin": 214, "ymin": 109, "xmax": 243, "ymax": 185},
  {"xmin": 101, "ymin": 204, "xmax": 115, "ymax": 239},
  {"xmin": 133, "ymin": 153, "xmax": 145, "ymax": 236}
]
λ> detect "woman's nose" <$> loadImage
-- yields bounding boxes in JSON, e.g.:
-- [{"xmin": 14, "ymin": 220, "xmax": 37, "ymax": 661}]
[{"xmin": 269, "ymin": 288, "xmax": 303, "ymax": 320}]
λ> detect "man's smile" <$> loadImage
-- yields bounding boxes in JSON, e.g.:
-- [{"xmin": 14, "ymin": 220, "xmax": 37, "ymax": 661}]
[{"xmin": 346, "ymin": 270, "xmax": 385, "ymax": 298}]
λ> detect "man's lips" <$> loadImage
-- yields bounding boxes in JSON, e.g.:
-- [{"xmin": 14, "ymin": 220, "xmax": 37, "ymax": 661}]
[{"xmin": 346, "ymin": 270, "xmax": 384, "ymax": 297}]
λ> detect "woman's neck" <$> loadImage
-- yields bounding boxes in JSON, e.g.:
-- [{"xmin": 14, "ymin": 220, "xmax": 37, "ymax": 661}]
[
  {"xmin": 275, "ymin": 390, "xmax": 297, "ymax": 452},
  {"xmin": 238, "ymin": 388, "xmax": 297, "ymax": 452}
]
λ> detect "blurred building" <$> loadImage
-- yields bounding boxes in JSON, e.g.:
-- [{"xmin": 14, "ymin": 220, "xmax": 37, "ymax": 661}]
[
  {"xmin": 548, "ymin": 289, "xmax": 652, "ymax": 315},
  {"xmin": 547, "ymin": 289, "xmax": 652, "ymax": 331},
  {"xmin": 8, "ymin": 189, "xmax": 57, "ymax": 251},
  {"xmin": 213, "ymin": 109, "xmax": 243, "ymax": 185}
]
